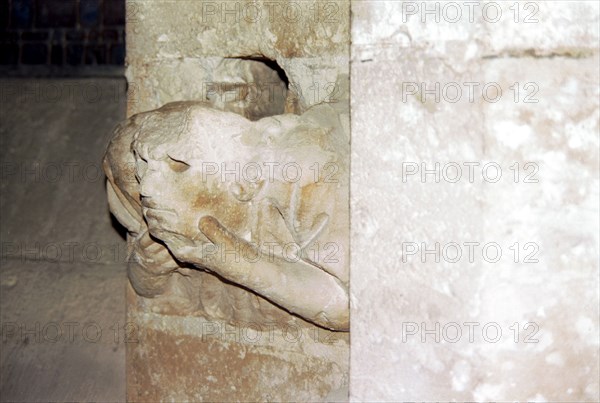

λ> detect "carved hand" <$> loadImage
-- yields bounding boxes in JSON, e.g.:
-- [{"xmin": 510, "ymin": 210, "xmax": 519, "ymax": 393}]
[
  {"xmin": 159, "ymin": 216, "xmax": 349, "ymax": 331},
  {"xmin": 128, "ymin": 230, "xmax": 180, "ymax": 298}
]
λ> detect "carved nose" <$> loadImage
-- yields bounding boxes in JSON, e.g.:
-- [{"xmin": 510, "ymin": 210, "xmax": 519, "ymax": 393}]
[
  {"xmin": 139, "ymin": 164, "xmax": 161, "ymax": 198},
  {"xmin": 139, "ymin": 174, "xmax": 157, "ymax": 198}
]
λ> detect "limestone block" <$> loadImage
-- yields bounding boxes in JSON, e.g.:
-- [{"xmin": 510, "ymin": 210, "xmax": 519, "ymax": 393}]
[
  {"xmin": 474, "ymin": 56, "xmax": 599, "ymax": 402},
  {"xmin": 125, "ymin": 0, "xmax": 349, "ymax": 115},
  {"xmin": 350, "ymin": 50, "xmax": 486, "ymax": 402},
  {"xmin": 352, "ymin": 1, "xmax": 599, "ymax": 63},
  {"xmin": 127, "ymin": 287, "xmax": 349, "ymax": 402},
  {"xmin": 351, "ymin": 1, "xmax": 599, "ymax": 400}
]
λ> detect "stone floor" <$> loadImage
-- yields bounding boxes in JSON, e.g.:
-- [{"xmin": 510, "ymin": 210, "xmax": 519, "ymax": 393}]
[{"xmin": 0, "ymin": 78, "xmax": 127, "ymax": 402}]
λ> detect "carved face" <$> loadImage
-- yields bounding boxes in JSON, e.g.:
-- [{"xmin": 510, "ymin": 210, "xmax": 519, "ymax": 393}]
[
  {"xmin": 132, "ymin": 105, "xmax": 258, "ymax": 244},
  {"xmin": 131, "ymin": 103, "xmax": 338, "ymax": 250}
]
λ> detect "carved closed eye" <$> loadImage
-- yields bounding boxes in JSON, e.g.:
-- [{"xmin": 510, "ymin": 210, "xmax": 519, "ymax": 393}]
[{"xmin": 166, "ymin": 155, "xmax": 190, "ymax": 173}]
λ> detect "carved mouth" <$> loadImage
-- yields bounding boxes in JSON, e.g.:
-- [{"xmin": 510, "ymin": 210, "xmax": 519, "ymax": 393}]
[
  {"xmin": 140, "ymin": 196, "xmax": 160, "ymax": 209},
  {"xmin": 141, "ymin": 197, "xmax": 176, "ymax": 214}
]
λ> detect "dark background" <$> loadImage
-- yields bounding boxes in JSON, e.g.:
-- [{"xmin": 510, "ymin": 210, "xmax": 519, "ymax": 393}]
[{"xmin": 1, "ymin": 0, "xmax": 125, "ymax": 73}]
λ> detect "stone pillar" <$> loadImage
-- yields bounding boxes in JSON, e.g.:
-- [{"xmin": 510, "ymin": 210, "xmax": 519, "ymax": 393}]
[
  {"xmin": 122, "ymin": 1, "xmax": 349, "ymax": 401},
  {"xmin": 126, "ymin": 285, "xmax": 349, "ymax": 402},
  {"xmin": 351, "ymin": 1, "xmax": 599, "ymax": 401}
]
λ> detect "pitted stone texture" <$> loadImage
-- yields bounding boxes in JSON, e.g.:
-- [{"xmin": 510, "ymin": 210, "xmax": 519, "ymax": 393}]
[
  {"xmin": 351, "ymin": 51, "xmax": 486, "ymax": 402},
  {"xmin": 474, "ymin": 56, "xmax": 599, "ymax": 402},
  {"xmin": 109, "ymin": 103, "xmax": 351, "ymax": 400},
  {"xmin": 127, "ymin": 287, "xmax": 349, "ymax": 402},
  {"xmin": 121, "ymin": 1, "xmax": 350, "ymax": 399},
  {"xmin": 353, "ymin": 1, "xmax": 599, "ymax": 63},
  {"xmin": 105, "ymin": 102, "xmax": 349, "ymax": 331},
  {"xmin": 126, "ymin": 1, "xmax": 348, "ymax": 59},
  {"xmin": 125, "ymin": 0, "xmax": 349, "ymax": 116},
  {"xmin": 351, "ymin": 2, "xmax": 599, "ymax": 401}
]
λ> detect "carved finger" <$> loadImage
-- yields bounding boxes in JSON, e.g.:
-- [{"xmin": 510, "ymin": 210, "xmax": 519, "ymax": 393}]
[
  {"xmin": 198, "ymin": 216, "xmax": 240, "ymax": 251},
  {"xmin": 198, "ymin": 215, "xmax": 260, "ymax": 272},
  {"xmin": 139, "ymin": 230, "xmax": 155, "ymax": 248}
]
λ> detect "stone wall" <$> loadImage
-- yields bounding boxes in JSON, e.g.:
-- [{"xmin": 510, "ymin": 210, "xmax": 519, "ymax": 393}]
[
  {"xmin": 351, "ymin": 1, "xmax": 599, "ymax": 401},
  {"xmin": 122, "ymin": 0, "xmax": 598, "ymax": 401}
]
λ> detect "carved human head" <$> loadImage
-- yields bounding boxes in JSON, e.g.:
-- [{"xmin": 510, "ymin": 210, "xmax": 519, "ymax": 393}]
[{"xmin": 130, "ymin": 102, "xmax": 335, "ymax": 245}]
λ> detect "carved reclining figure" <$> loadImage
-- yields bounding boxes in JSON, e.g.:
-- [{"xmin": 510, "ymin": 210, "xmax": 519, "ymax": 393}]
[{"xmin": 104, "ymin": 101, "xmax": 349, "ymax": 331}]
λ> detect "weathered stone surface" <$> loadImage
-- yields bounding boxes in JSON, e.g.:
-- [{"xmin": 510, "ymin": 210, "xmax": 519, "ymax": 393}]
[
  {"xmin": 350, "ymin": 50, "xmax": 486, "ymax": 402},
  {"xmin": 117, "ymin": 1, "xmax": 350, "ymax": 400},
  {"xmin": 474, "ymin": 55, "xmax": 599, "ymax": 402},
  {"xmin": 127, "ymin": 286, "xmax": 349, "ymax": 402},
  {"xmin": 351, "ymin": 1, "xmax": 599, "ymax": 401},
  {"xmin": 126, "ymin": 0, "xmax": 349, "ymax": 116},
  {"xmin": 105, "ymin": 101, "xmax": 350, "ymax": 400},
  {"xmin": 353, "ymin": 1, "xmax": 599, "ymax": 62},
  {"xmin": 105, "ymin": 102, "xmax": 349, "ymax": 330}
]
